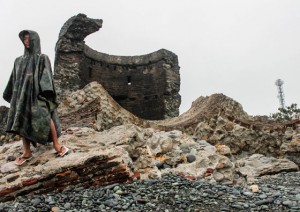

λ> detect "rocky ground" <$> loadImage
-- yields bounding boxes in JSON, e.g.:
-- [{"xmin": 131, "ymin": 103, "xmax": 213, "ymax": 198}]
[
  {"xmin": 1, "ymin": 82, "xmax": 300, "ymax": 210},
  {"xmin": 1, "ymin": 172, "xmax": 300, "ymax": 212}
]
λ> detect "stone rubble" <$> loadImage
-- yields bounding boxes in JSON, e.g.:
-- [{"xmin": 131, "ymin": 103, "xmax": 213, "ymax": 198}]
[
  {"xmin": 0, "ymin": 123, "xmax": 299, "ymax": 202},
  {"xmin": 0, "ymin": 81, "xmax": 299, "ymax": 205}
]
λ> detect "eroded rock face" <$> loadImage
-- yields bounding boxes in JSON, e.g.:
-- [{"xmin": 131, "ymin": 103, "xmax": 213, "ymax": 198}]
[
  {"xmin": 155, "ymin": 94, "xmax": 300, "ymax": 158},
  {"xmin": 54, "ymin": 13, "xmax": 181, "ymax": 120},
  {"xmin": 235, "ymin": 154, "xmax": 299, "ymax": 182},
  {"xmin": 280, "ymin": 135, "xmax": 300, "ymax": 166},
  {"xmin": 57, "ymin": 81, "xmax": 146, "ymax": 131}
]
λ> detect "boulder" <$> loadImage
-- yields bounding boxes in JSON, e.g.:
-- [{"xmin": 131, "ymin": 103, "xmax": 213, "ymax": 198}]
[{"xmin": 235, "ymin": 154, "xmax": 299, "ymax": 182}]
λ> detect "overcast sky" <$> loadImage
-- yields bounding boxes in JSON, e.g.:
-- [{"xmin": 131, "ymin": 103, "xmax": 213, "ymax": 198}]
[{"xmin": 1, "ymin": 0, "xmax": 299, "ymax": 116}]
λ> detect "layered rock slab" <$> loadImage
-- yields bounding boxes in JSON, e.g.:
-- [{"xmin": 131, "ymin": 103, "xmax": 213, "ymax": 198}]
[
  {"xmin": 0, "ymin": 126, "xmax": 136, "ymax": 202},
  {"xmin": 236, "ymin": 154, "xmax": 299, "ymax": 182}
]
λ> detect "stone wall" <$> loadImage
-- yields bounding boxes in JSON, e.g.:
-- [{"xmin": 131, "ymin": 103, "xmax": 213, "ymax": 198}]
[{"xmin": 54, "ymin": 13, "xmax": 181, "ymax": 120}]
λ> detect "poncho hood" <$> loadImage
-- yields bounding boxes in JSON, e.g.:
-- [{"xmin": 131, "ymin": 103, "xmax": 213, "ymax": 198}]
[{"xmin": 19, "ymin": 30, "xmax": 41, "ymax": 56}]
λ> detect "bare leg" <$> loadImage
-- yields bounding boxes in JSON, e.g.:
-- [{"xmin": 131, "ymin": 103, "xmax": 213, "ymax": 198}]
[{"xmin": 50, "ymin": 118, "xmax": 67, "ymax": 156}]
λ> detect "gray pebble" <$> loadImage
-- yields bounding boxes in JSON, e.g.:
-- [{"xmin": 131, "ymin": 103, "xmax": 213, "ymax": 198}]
[{"xmin": 186, "ymin": 155, "xmax": 196, "ymax": 163}]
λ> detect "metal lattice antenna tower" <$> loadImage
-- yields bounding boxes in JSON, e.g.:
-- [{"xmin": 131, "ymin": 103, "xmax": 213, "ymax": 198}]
[{"xmin": 275, "ymin": 79, "xmax": 285, "ymax": 108}]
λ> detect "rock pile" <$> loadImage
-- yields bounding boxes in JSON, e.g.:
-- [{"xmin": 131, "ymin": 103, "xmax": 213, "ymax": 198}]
[{"xmin": 0, "ymin": 123, "xmax": 299, "ymax": 202}]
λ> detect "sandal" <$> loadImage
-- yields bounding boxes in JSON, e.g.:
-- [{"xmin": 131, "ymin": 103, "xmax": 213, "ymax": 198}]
[
  {"xmin": 56, "ymin": 145, "xmax": 70, "ymax": 157},
  {"xmin": 15, "ymin": 155, "xmax": 33, "ymax": 166}
]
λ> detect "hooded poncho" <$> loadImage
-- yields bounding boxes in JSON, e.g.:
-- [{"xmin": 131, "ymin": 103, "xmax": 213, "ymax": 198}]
[{"xmin": 3, "ymin": 30, "xmax": 61, "ymax": 147}]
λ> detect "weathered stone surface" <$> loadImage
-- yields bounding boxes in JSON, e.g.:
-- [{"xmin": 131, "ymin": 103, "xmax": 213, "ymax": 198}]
[
  {"xmin": 57, "ymin": 81, "xmax": 146, "ymax": 132},
  {"xmin": 280, "ymin": 135, "xmax": 300, "ymax": 166},
  {"xmin": 154, "ymin": 94, "xmax": 300, "ymax": 158},
  {"xmin": 159, "ymin": 138, "xmax": 235, "ymax": 183},
  {"xmin": 0, "ymin": 125, "xmax": 137, "ymax": 202},
  {"xmin": 235, "ymin": 154, "xmax": 299, "ymax": 181},
  {"xmin": 57, "ymin": 81, "xmax": 300, "ymax": 162},
  {"xmin": 215, "ymin": 144, "xmax": 231, "ymax": 156},
  {"xmin": 54, "ymin": 14, "xmax": 102, "ymax": 99},
  {"xmin": 0, "ymin": 123, "xmax": 240, "ymax": 202},
  {"xmin": 54, "ymin": 13, "xmax": 181, "ymax": 120},
  {"xmin": 0, "ymin": 162, "xmax": 20, "ymax": 174}
]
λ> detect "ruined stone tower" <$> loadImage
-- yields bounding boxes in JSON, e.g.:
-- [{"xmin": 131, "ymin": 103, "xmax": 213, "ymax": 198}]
[{"xmin": 54, "ymin": 14, "xmax": 181, "ymax": 120}]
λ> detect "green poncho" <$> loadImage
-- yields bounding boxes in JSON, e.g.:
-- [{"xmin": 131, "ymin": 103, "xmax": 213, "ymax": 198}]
[{"xmin": 3, "ymin": 30, "xmax": 61, "ymax": 147}]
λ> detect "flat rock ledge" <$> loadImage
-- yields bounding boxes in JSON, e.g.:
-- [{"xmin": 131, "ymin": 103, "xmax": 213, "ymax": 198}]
[{"xmin": 0, "ymin": 127, "xmax": 137, "ymax": 202}]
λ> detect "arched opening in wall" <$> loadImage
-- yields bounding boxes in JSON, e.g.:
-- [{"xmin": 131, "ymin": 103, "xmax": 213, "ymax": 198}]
[
  {"xmin": 89, "ymin": 67, "xmax": 92, "ymax": 78},
  {"xmin": 127, "ymin": 76, "xmax": 131, "ymax": 85}
]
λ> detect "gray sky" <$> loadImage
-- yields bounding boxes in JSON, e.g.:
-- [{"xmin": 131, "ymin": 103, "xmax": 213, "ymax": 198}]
[{"xmin": 1, "ymin": 0, "xmax": 299, "ymax": 116}]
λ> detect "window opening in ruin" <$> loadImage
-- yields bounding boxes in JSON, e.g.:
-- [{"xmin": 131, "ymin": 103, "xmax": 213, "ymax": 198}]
[{"xmin": 127, "ymin": 76, "xmax": 131, "ymax": 85}]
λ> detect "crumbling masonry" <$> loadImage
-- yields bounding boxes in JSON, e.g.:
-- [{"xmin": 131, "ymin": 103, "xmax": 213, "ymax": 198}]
[{"xmin": 54, "ymin": 14, "xmax": 181, "ymax": 120}]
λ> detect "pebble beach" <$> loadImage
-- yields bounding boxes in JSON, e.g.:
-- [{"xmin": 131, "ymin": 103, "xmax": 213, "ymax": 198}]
[{"xmin": 1, "ymin": 172, "xmax": 300, "ymax": 212}]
